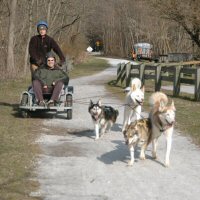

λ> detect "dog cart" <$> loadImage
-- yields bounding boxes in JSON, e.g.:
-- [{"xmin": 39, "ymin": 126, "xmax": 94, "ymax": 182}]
[{"xmin": 19, "ymin": 85, "xmax": 73, "ymax": 119}]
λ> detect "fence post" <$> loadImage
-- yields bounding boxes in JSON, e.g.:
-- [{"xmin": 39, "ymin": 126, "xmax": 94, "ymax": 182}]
[
  {"xmin": 139, "ymin": 63, "xmax": 145, "ymax": 85},
  {"xmin": 173, "ymin": 65, "xmax": 181, "ymax": 96},
  {"xmin": 195, "ymin": 67, "xmax": 200, "ymax": 101},
  {"xmin": 126, "ymin": 62, "xmax": 131, "ymax": 87},
  {"xmin": 116, "ymin": 62, "xmax": 125, "ymax": 84},
  {"xmin": 117, "ymin": 63, "xmax": 121, "ymax": 76},
  {"xmin": 155, "ymin": 65, "xmax": 161, "ymax": 91}
]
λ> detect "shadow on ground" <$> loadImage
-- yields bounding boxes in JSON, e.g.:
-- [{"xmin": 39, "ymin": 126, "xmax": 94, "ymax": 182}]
[{"xmin": 97, "ymin": 140, "xmax": 164, "ymax": 166}]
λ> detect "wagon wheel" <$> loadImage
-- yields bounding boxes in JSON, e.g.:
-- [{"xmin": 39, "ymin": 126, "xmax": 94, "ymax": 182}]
[
  {"xmin": 20, "ymin": 94, "xmax": 30, "ymax": 118},
  {"xmin": 21, "ymin": 93, "xmax": 28, "ymax": 106},
  {"xmin": 65, "ymin": 94, "xmax": 73, "ymax": 120},
  {"xmin": 21, "ymin": 110, "xmax": 30, "ymax": 118},
  {"xmin": 66, "ymin": 109, "xmax": 72, "ymax": 120}
]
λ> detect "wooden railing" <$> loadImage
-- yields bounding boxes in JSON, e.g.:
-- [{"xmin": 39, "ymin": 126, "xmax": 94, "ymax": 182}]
[{"xmin": 116, "ymin": 61, "xmax": 200, "ymax": 101}]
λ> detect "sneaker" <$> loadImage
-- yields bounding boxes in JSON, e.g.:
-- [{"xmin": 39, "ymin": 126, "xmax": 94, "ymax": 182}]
[
  {"xmin": 38, "ymin": 100, "xmax": 46, "ymax": 107},
  {"xmin": 47, "ymin": 100, "xmax": 54, "ymax": 107}
]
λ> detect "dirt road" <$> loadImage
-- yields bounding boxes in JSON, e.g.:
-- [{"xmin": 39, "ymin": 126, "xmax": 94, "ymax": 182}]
[{"xmin": 32, "ymin": 58, "xmax": 200, "ymax": 200}]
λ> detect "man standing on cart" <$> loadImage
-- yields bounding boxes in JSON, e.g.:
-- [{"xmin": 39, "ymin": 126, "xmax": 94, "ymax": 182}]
[{"xmin": 29, "ymin": 20, "xmax": 66, "ymax": 75}]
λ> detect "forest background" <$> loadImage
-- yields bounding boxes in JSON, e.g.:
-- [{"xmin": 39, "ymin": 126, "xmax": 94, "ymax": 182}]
[{"xmin": 0, "ymin": 0, "xmax": 200, "ymax": 79}]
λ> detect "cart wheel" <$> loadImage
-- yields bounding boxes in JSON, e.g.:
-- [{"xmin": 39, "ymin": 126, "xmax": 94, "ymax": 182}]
[
  {"xmin": 66, "ymin": 109, "xmax": 72, "ymax": 120},
  {"xmin": 65, "ymin": 94, "xmax": 73, "ymax": 107},
  {"xmin": 21, "ymin": 93, "xmax": 28, "ymax": 106},
  {"xmin": 21, "ymin": 110, "xmax": 29, "ymax": 118}
]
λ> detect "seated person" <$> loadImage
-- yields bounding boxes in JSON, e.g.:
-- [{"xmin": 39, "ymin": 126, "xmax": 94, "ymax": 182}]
[{"xmin": 32, "ymin": 52, "xmax": 69, "ymax": 106}]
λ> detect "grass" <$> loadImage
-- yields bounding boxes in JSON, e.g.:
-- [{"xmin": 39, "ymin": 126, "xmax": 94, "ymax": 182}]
[
  {"xmin": 107, "ymin": 78, "xmax": 200, "ymax": 146},
  {"xmin": 0, "ymin": 78, "xmax": 41, "ymax": 200},
  {"xmin": 69, "ymin": 56, "xmax": 110, "ymax": 79}
]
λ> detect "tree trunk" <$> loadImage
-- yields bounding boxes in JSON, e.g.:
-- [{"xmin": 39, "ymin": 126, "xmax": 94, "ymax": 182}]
[
  {"xmin": 47, "ymin": 0, "xmax": 52, "ymax": 25},
  {"xmin": 6, "ymin": 0, "xmax": 17, "ymax": 75},
  {"xmin": 23, "ymin": 0, "xmax": 35, "ymax": 75}
]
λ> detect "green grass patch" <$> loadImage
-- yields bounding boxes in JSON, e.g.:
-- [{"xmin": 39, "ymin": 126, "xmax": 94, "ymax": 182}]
[
  {"xmin": 0, "ymin": 78, "xmax": 41, "ymax": 200},
  {"xmin": 69, "ymin": 57, "xmax": 110, "ymax": 79},
  {"xmin": 106, "ymin": 79, "xmax": 200, "ymax": 146}
]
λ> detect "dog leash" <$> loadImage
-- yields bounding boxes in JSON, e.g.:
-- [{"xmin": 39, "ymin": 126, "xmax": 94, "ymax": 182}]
[
  {"xmin": 73, "ymin": 91, "xmax": 124, "ymax": 102},
  {"xmin": 125, "ymin": 103, "xmax": 147, "ymax": 120}
]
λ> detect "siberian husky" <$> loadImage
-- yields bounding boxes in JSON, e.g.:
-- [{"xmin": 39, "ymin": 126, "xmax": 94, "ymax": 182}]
[
  {"xmin": 123, "ymin": 92, "xmax": 176, "ymax": 167},
  {"xmin": 149, "ymin": 92, "xmax": 176, "ymax": 167},
  {"xmin": 88, "ymin": 100, "xmax": 119, "ymax": 140},
  {"xmin": 123, "ymin": 118, "xmax": 152, "ymax": 166},
  {"xmin": 122, "ymin": 78, "xmax": 144, "ymax": 132}
]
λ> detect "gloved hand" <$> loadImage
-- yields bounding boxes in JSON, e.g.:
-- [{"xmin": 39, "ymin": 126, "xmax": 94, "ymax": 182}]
[{"xmin": 43, "ymin": 85, "xmax": 48, "ymax": 93}]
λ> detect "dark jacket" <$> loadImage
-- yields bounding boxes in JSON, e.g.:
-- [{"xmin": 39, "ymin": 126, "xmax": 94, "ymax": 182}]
[
  {"xmin": 33, "ymin": 65, "xmax": 69, "ymax": 87},
  {"xmin": 29, "ymin": 35, "xmax": 65, "ymax": 66}
]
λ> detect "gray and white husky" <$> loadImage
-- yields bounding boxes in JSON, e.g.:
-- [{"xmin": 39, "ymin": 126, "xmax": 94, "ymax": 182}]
[
  {"xmin": 88, "ymin": 100, "xmax": 119, "ymax": 140},
  {"xmin": 122, "ymin": 78, "xmax": 145, "ymax": 132}
]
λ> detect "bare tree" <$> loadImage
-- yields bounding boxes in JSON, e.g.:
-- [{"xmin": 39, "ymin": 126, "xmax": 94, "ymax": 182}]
[
  {"xmin": 23, "ymin": 0, "xmax": 35, "ymax": 74},
  {"xmin": 1, "ymin": 0, "xmax": 200, "ymax": 79},
  {"xmin": 6, "ymin": 0, "xmax": 17, "ymax": 74},
  {"xmin": 150, "ymin": 0, "xmax": 200, "ymax": 49}
]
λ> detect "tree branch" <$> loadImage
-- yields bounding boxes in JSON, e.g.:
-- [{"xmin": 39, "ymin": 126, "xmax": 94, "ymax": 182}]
[{"xmin": 52, "ymin": 15, "xmax": 80, "ymax": 37}]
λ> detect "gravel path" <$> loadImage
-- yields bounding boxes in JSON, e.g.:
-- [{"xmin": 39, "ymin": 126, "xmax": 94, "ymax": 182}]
[{"xmin": 32, "ymin": 57, "xmax": 200, "ymax": 200}]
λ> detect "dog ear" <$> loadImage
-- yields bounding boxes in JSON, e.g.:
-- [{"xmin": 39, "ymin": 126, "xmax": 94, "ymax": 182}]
[
  {"xmin": 90, "ymin": 100, "xmax": 93, "ymax": 106},
  {"xmin": 97, "ymin": 99, "xmax": 102, "ymax": 106},
  {"xmin": 170, "ymin": 100, "xmax": 176, "ymax": 111},
  {"xmin": 141, "ymin": 85, "xmax": 145, "ymax": 93}
]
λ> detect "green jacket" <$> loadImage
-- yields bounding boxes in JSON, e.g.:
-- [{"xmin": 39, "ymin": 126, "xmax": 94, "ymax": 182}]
[{"xmin": 33, "ymin": 65, "xmax": 69, "ymax": 86}]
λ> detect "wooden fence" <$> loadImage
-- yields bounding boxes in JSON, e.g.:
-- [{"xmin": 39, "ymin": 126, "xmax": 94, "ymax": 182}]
[{"xmin": 116, "ymin": 61, "xmax": 200, "ymax": 101}]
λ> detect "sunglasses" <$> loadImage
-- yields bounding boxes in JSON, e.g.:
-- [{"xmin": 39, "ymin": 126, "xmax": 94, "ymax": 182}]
[
  {"xmin": 38, "ymin": 26, "xmax": 47, "ymax": 30},
  {"xmin": 47, "ymin": 59, "xmax": 54, "ymax": 62}
]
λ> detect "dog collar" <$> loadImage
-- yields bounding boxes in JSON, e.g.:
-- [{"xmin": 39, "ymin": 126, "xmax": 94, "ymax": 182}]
[{"xmin": 159, "ymin": 120, "xmax": 174, "ymax": 132}]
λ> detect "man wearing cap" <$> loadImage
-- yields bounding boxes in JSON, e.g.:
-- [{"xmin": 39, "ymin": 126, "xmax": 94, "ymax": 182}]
[
  {"xmin": 32, "ymin": 52, "xmax": 69, "ymax": 107},
  {"xmin": 29, "ymin": 20, "xmax": 66, "ymax": 75}
]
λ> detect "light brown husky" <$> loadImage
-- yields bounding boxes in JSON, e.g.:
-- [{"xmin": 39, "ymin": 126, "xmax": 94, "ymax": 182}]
[
  {"xmin": 149, "ymin": 92, "xmax": 176, "ymax": 167},
  {"xmin": 123, "ymin": 118, "xmax": 152, "ymax": 166}
]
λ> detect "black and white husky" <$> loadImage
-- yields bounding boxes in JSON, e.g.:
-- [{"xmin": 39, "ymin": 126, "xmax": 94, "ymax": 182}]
[{"xmin": 88, "ymin": 100, "xmax": 119, "ymax": 140}]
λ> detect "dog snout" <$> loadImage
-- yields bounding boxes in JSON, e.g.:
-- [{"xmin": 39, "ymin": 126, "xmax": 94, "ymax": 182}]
[{"xmin": 138, "ymin": 98, "xmax": 144, "ymax": 105}]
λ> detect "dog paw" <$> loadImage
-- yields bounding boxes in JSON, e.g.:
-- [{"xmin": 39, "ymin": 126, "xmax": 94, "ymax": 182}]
[
  {"xmin": 164, "ymin": 161, "xmax": 170, "ymax": 168},
  {"xmin": 94, "ymin": 137, "xmax": 99, "ymax": 141},
  {"xmin": 152, "ymin": 156, "xmax": 158, "ymax": 160},
  {"xmin": 127, "ymin": 160, "xmax": 134, "ymax": 166},
  {"xmin": 100, "ymin": 133, "xmax": 105, "ymax": 138},
  {"xmin": 140, "ymin": 156, "xmax": 146, "ymax": 160},
  {"xmin": 152, "ymin": 152, "xmax": 157, "ymax": 159}
]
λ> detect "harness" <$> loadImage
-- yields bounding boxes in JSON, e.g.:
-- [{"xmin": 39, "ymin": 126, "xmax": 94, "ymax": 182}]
[{"xmin": 157, "ymin": 116, "xmax": 174, "ymax": 132}]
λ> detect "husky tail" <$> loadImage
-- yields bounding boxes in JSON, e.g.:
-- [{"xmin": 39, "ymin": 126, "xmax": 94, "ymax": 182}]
[{"xmin": 149, "ymin": 92, "xmax": 168, "ymax": 108}]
